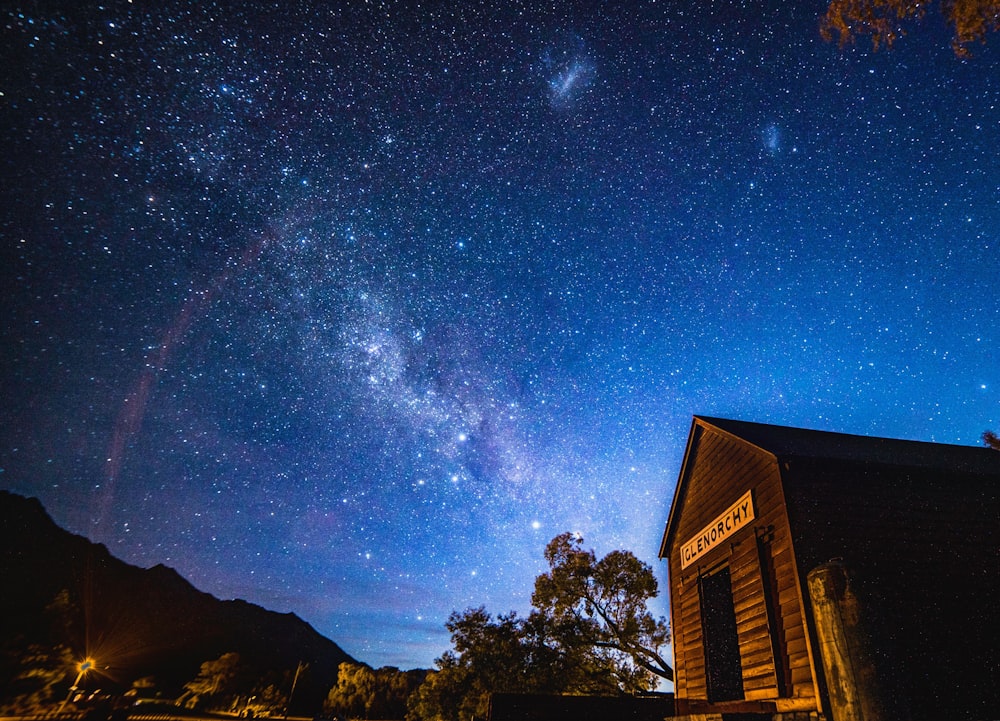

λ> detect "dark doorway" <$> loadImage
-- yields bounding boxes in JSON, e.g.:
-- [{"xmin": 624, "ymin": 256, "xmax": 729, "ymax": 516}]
[{"xmin": 699, "ymin": 565, "xmax": 744, "ymax": 702}]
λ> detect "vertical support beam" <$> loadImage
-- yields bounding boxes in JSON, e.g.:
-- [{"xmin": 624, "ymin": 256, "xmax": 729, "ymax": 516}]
[{"xmin": 806, "ymin": 561, "xmax": 885, "ymax": 721}]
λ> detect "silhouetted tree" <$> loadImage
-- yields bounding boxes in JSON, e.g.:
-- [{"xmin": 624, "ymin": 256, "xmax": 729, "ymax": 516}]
[
  {"xmin": 407, "ymin": 534, "xmax": 672, "ymax": 721},
  {"xmin": 983, "ymin": 429, "xmax": 1000, "ymax": 450},
  {"xmin": 405, "ymin": 609, "xmax": 555, "ymax": 721},
  {"xmin": 371, "ymin": 667, "xmax": 426, "ymax": 720},
  {"xmin": 532, "ymin": 533, "xmax": 673, "ymax": 688},
  {"xmin": 820, "ymin": 0, "xmax": 1000, "ymax": 56}
]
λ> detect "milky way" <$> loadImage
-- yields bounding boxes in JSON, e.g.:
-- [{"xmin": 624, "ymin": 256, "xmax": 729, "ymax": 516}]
[{"xmin": 3, "ymin": 2, "xmax": 999, "ymax": 672}]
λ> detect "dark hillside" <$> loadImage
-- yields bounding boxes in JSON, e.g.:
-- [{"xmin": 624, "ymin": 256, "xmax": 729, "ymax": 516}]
[{"xmin": 0, "ymin": 491, "xmax": 355, "ymax": 711}]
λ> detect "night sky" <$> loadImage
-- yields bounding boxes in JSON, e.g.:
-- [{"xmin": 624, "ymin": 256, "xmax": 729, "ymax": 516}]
[{"xmin": 3, "ymin": 1, "xmax": 998, "ymax": 674}]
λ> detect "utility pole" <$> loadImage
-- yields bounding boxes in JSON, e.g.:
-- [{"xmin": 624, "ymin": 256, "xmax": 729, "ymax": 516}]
[{"xmin": 283, "ymin": 661, "xmax": 305, "ymax": 720}]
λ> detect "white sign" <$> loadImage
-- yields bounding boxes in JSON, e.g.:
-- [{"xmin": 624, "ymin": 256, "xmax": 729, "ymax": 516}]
[{"xmin": 680, "ymin": 490, "xmax": 755, "ymax": 569}]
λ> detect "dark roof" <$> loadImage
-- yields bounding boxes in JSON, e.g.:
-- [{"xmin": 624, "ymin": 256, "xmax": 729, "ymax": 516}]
[
  {"xmin": 696, "ymin": 416, "xmax": 1000, "ymax": 476},
  {"xmin": 660, "ymin": 416, "xmax": 1000, "ymax": 558}
]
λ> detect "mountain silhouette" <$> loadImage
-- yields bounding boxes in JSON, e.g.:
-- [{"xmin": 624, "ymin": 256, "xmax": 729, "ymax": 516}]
[{"xmin": 0, "ymin": 490, "xmax": 355, "ymax": 711}]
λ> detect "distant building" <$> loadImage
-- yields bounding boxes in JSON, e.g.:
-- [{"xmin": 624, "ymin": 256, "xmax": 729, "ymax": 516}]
[{"xmin": 659, "ymin": 417, "xmax": 999, "ymax": 721}]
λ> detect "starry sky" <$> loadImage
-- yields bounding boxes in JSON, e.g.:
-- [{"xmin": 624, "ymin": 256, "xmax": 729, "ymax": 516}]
[{"xmin": 2, "ymin": 1, "xmax": 999, "ymax": 674}]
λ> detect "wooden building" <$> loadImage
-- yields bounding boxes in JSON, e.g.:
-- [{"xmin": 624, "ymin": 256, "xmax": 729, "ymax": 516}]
[{"xmin": 659, "ymin": 416, "xmax": 999, "ymax": 721}]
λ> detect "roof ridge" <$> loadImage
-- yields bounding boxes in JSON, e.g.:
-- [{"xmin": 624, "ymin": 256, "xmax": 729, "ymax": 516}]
[{"xmin": 694, "ymin": 416, "xmax": 1000, "ymax": 475}]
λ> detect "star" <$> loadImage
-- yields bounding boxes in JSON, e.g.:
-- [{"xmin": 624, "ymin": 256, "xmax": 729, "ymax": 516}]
[{"xmin": 3, "ymin": 0, "xmax": 998, "ymax": 676}]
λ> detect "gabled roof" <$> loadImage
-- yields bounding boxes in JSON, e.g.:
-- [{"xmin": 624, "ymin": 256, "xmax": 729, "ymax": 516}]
[
  {"xmin": 660, "ymin": 416, "xmax": 1000, "ymax": 558},
  {"xmin": 696, "ymin": 416, "xmax": 1000, "ymax": 475}
]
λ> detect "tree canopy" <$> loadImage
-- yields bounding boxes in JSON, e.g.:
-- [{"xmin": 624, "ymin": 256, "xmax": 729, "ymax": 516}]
[
  {"xmin": 406, "ymin": 534, "xmax": 671, "ymax": 721},
  {"xmin": 532, "ymin": 532, "xmax": 673, "ymax": 687},
  {"xmin": 325, "ymin": 662, "xmax": 424, "ymax": 720},
  {"xmin": 406, "ymin": 608, "xmax": 569, "ymax": 721},
  {"xmin": 820, "ymin": 0, "xmax": 1000, "ymax": 55}
]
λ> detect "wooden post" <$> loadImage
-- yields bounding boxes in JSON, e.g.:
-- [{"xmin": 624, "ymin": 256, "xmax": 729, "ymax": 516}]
[
  {"xmin": 283, "ymin": 661, "xmax": 304, "ymax": 720},
  {"xmin": 807, "ymin": 561, "xmax": 886, "ymax": 721}
]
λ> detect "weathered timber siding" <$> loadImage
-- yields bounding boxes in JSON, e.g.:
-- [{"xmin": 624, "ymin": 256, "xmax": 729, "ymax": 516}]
[{"xmin": 666, "ymin": 422, "xmax": 818, "ymax": 709}]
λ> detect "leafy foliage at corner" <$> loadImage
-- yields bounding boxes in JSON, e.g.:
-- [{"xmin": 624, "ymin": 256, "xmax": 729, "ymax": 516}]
[
  {"xmin": 820, "ymin": 0, "xmax": 1000, "ymax": 56},
  {"xmin": 983, "ymin": 429, "xmax": 1000, "ymax": 450},
  {"xmin": 406, "ymin": 533, "xmax": 671, "ymax": 721}
]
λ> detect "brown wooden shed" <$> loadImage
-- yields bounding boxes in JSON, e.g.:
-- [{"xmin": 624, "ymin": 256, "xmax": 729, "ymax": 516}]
[{"xmin": 659, "ymin": 416, "xmax": 999, "ymax": 721}]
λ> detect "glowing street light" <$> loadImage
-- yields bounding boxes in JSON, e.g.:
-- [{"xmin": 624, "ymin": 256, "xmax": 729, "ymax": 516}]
[{"xmin": 57, "ymin": 657, "xmax": 96, "ymax": 714}]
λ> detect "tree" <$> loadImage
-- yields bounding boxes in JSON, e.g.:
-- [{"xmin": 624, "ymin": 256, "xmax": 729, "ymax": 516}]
[
  {"xmin": 820, "ymin": 0, "xmax": 1000, "ymax": 56},
  {"xmin": 326, "ymin": 663, "xmax": 426, "ymax": 720},
  {"xmin": 405, "ymin": 608, "xmax": 564, "ymax": 721},
  {"xmin": 405, "ymin": 666, "xmax": 467, "ymax": 721},
  {"xmin": 181, "ymin": 652, "xmax": 244, "ymax": 710},
  {"xmin": 407, "ymin": 534, "xmax": 672, "ymax": 721},
  {"xmin": 325, "ymin": 662, "xmax": 375, "ymax": 719},
  {"xmin": 362, "ymin": 666, "xmax": 425, "ymax": 720},
  {"xmin": 983, "ymin": 429, "xmax": 1000, "ymax": 450},
  {"xmin": 532, "ymin": 533, "xmax": 673, "ymax": 689}
]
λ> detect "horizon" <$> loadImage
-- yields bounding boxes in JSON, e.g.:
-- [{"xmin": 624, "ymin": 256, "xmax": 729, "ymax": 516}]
[{"xmin": 3, "ymin": 0, "xmax": 998, "ymax": 673}]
